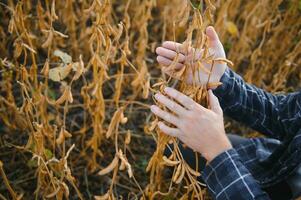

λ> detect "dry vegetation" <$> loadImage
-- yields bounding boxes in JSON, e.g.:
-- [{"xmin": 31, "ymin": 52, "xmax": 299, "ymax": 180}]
[{"xmin": 0, "ymin": 0, "xmax": 300, "ymax": 199}]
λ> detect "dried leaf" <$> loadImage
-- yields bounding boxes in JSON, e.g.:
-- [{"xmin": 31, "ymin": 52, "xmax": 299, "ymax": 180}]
[
  {"xmin": 54, "ymin": 50, "xmax": 72, "ymax": 64},
  {"xmin": 49, "ymin": 64, "xmax": 73, "ymax": 82}
]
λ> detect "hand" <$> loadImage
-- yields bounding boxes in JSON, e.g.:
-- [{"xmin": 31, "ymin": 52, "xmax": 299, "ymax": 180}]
[
  {"xmin": 150, "ymin": 87, "xmax": 232, "ymax": 162},
  {"xmin": 156, "ymin": 26, "xmax": 227, "ymax": 87}
]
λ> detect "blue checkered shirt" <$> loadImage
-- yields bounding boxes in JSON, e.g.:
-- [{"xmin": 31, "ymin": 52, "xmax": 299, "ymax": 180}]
[{"xmin": 203, "ymin": 67, "xmax": 301, "ymax": 199}]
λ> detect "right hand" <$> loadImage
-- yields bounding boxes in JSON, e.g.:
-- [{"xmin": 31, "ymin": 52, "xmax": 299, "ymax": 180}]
[{"xmin": 156, "ymin": 26, "xmax": 227, "ymax": 87}]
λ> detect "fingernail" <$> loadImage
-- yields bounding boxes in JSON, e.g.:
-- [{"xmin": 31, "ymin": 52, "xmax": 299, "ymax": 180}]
[
  {"xmin": 154, "ymin": 93, "xmax": 161, "ymax": 99},
  {"xmin": 150, "ymin": 105, "xmax": 157, "ymax": 111},
  {"xmin": 164, "ymin": 87, "xmax": 171, "ymax": 93}
]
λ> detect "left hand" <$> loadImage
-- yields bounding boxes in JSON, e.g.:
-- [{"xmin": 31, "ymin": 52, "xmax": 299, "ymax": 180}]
[{"xmin": 150, "ymin": 87, "xmax": 232, "ymax": 162}]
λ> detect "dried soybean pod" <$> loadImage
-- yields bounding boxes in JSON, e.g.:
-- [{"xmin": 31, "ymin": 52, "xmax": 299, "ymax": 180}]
[
  {"xmin": 125, "ymin": 130, "xmax": 131, "ymax": 145},
  {"xmin": 172, "ymin": 162, "xmax": 182, "ymax": 183},
  {"xmin": 162, "ymin": 156, "xmax": 180, "ymax": 166},
  {"xmin": 55, "ymin": 86, "xmax": 72, "ymax": 105},
  {"xmin": 94, "ymin": 192, "xmax": 110, "ymax": 200},
  {"xmin": 214, "ymin": 58, "xmax": 234, "ymax": 67},
  {"xmin": 186, "ymin": 163, "xmax": 201, "ymax": 177},
  {"xmin": 175, "ymin": 164, "xmax": 186, "ymax": 184},
  {"xmin": 98, "ymin": 155, "xmax": 119, "ymax": 176}
]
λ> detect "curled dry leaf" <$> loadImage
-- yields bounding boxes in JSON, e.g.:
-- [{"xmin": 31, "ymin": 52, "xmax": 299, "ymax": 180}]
[
  {"xmin": 54, "ymin": 50, "xmax": 72, "ymax": 64},
  {"xmin": 49, "ymin": 63, "xmax": 73, "ymax": 82}
]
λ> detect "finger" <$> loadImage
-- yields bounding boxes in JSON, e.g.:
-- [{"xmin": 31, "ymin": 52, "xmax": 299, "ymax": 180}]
[
  {"xmin": 158, "ymin": 121, "xmax": 181, "ymax": 137},
  {"xmin": 154, "ymin": 93, "xmax": 187, "ymax": 116},
  {"xmin": 162, "ymin": 41, "xmax": 192, "ymax": 55},
  {"xmin": 156, "ymin": 47, "xmax": 186, "ymax": 63},
  {"xmin": 157, "ymin": 56, "xmax": 184, "ymax": 70},
  {"xmin": 150, "ymin": 105, "xmax": 179, "ymax": 125},
  {"xmin": 163, "ymin": 41, "xmax": 203, "ymax": 62},
  {"xmin": 163, "ymin": 87, "xmax": 202, "ymax": 111},
  {"xmin": 208, "ymin": 90, "xmax": 222, "ymax": 115},
  {"xmin": 206, "ymin": 26, "xmax": 221, "ymax": 47}
]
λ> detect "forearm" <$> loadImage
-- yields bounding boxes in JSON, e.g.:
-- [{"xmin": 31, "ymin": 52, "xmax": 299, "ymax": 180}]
[
  {"xmin": 213, "ymin": 67, "xmax": 301, "ymax": 140},
  {"xmin": 203, "ymin": 149, "xmax": 270, "ymax": 200}
]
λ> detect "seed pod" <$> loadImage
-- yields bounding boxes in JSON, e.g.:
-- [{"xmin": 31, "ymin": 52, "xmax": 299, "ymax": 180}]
[
  {"xmin": 172, "ymin": 163, "xmax": 182, "ymax": 183},
  {"xmin": 106, "ymin": 108, "xmax": 123, "ymax": 138},
  {"xmin": 56, "ymin": 86, "xmax": 72, "ymax": 105},
  {"xmin": 56, "ymin": 128, "xmax": 72, "ymax": 145},
  {"xmin": 72, "ymin": 55, "xmax": 84, "ymax": 81},
  {"xmin": 45, "ymin": 185, "xmax": 61, "ymax": 198},
  {"xmin": 120, "ymin": 112, "xmax": 128, "ymax": 124},
  {"xmin": 186, "ymin": 163, "xmax": 201, "ymax": 177},
  {"xmin": 125, "ymin": 130, "xmax": 131, "ymax": 145},
  {"xmin": 42, "ymin": 30, "xmax": 53, "ymax": 48},
  {"xmin": 56, "ymin": 129, "xmax": 65, "ymax": 145},
  {"xmin": 41, "ymin": 59, "xmax": 49, "ymax": 76},
  {"xmin": 146, "ymin": 156, "xmax": 154, "ymax": 173},
  {"xmin": 162, "ymin": 156, "xmax": 180, "ymax": 166},
  {"xmin": 207, "ymin": 82, "xmax": 223, "ymax": 89},
  {"xmin": 214, "ymin": 58, "xmax": 234, "ymax": 67},
  {"xmin": 118, "ymin": 150, "xmax": 133, "ymax": 178},
  {"xmin": 119, "ymin": 160, "xmax": 126, "ymax": 171},
  {"xmin": 175, "ymin": 164, "xmax": 186, "ymax": 184},
  {"xmin": 98, "ymin": 155, "xmax": 119, "ymax": 176},
  {"xmin": 94, "ymin": 192, "xmax": 109, "ymax": 200}
]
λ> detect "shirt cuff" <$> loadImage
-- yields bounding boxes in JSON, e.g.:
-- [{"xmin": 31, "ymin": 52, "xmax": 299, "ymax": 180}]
[{"xmin": 202, "ymin": 148, "xmax": 265, "ymax": 199}]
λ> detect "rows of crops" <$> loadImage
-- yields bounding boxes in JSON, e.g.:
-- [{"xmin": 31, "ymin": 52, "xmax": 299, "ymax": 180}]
[{"xmin": 0, "ymin": 0, "xmax": 300, "ymax": 199}]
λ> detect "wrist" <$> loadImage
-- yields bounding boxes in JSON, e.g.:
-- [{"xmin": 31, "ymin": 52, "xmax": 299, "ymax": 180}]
[{"xmin": 204, "ymin": 140, "xmax": 232, "ymax": 162}]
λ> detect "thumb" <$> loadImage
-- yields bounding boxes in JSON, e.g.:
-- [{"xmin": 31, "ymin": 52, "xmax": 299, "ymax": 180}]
[
  {"xmin": 206, "ymin": 26, "xmax": 221, "ymax": 46},
  {"xmin": 208, "ymin": 90, "xmax": 222, "ymax": 115}
]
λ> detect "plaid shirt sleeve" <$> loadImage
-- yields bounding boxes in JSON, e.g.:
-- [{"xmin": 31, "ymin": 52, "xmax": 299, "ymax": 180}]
[
  {"xmin": 203, "ymin": 149, "xmax": 270, "ymax": 200},
  {"xmin": 213, "ymin": 67, "xmax": 301, "ymax": 140}
]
